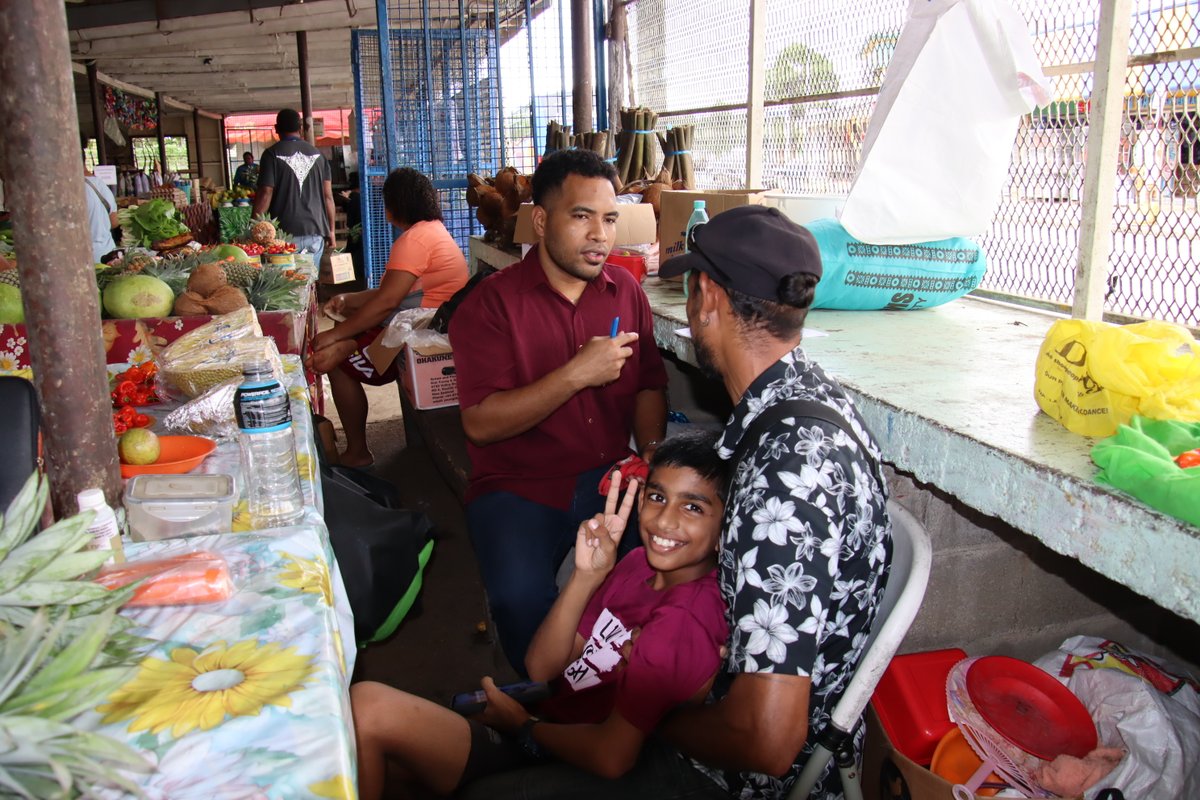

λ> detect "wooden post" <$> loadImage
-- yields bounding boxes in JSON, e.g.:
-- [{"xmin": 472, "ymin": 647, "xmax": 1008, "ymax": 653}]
[
  {"xmin": 0, "ymin": 0, "xmax": 122, "ymax": 512},
  {"xmin": 219, "ymin": 114, "xmax": 231, "ymax": 188},
  {"xmin": 745, "ymin": 0, "xmax": 766, "ymax": 189},
  {"xmin": 297, "ymin": 30, "xmax": 316, "ymax": 145},
  {"xmin": 86, "ymin": 60, "xmax": 108, "ymax": 165},
  {"xmin": 192, "ymin": 108, "xmax": 204, "ymax": 181},
  {"xmin": 1072, "ymin": 0, "xmax": 1133, "ymax": 320},
  {"xmin": 155, "ymin": 91, "xmax": 169, "ymax": 182},
  {"xmin": 571, "ymin": 0, "xmax": 594, "ymax": 133}
]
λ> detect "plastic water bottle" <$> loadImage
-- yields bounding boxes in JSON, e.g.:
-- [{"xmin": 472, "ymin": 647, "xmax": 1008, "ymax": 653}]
[
  {"xmin": 683, "ymin": 200, "xmax": 709, "ymax": 299},
  {"xmin": 234, "ymin": 361, "xmax": 304, "ymax": 529},
  {"xmin": 77, "ymin": 488, "xmax": 125, "ymax": 565}
]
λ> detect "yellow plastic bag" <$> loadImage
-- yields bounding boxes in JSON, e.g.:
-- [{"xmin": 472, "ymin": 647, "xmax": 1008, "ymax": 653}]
[{"xmin": 1034, "ymin": 319, "xmax": 1200, "ymax": 436}]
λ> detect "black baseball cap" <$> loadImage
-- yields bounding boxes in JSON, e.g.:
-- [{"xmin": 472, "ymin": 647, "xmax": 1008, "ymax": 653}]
[{"xmin": 659, "ymin": 205, "xmax": 822, "ymax": 301}]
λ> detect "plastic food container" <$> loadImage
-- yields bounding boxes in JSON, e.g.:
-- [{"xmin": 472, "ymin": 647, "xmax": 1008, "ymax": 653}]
[
  {"xmin": 870, "ymin": 647, "xmax": 967, "ymax": 766},
  {"xmin": 124, "ymin": 474, "xmax": 237, "ymax": 542}
]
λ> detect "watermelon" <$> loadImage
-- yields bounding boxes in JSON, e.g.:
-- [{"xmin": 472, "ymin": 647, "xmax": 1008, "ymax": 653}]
[
  {"xmin": 0, "ymin": 284, "xmax": 23, "ymax": 324},
  {"xmin": 103, "ymin": 275, "xmax": 175, "ymax": 319}
]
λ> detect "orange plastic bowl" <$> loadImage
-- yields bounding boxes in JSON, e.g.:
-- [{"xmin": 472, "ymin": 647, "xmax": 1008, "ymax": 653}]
[
  {"xmin": 929, "ymin": 727, "xmax": 1001, "ymax": 797},
  {"xmin": 120, "ymin": 436, "xmax": 217, "ymax": 478}
]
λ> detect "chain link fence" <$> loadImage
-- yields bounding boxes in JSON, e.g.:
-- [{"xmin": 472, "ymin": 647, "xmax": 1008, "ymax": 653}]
[{"xmin": 625, "ymin": 0, "xmax": 1200, "ymax": 327}]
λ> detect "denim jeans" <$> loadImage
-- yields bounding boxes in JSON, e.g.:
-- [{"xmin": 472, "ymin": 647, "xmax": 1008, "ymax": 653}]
[
  {"xmin": 456, "ymin": 736, "xmax": 729, "ymax": 800},
  {"xmin": 292, "ymin": 234, "xmax": 325, "ymax": 268},
  {"xmin": 466, "ymin": 464, "xmax": 639, "ymax": 676}
]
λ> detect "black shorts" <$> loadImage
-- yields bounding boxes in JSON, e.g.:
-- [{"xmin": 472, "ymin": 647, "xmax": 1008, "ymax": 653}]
[{"xmin": 457, "ymin": 720, "xmax": 543, "ymax": 789}]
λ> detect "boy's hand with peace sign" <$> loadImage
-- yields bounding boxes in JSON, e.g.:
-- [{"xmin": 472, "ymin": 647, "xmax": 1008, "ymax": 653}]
[{"xmin": 574, "ymin": 469, "xmax": 639, "ymax": 583}]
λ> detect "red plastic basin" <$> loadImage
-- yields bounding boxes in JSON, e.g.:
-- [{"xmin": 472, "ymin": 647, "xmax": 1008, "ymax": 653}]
[{"xmin": 870, "ymin": 648, "xmax": 968, "ymax": 766}]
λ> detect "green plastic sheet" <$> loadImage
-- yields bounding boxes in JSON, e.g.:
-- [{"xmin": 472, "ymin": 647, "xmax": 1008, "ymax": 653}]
[{"xmin": 1092, "ymin": 415, "xmax": 1200, "ymax": 527}]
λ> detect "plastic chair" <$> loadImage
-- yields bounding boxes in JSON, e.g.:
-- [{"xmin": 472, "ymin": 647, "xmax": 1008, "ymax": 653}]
[
  {"xmin": 0, "ymin": 376, "xmax": 39, "ymax": 513},
  {"xmin": 787, "ymin": 500, "xmax": 933, "ymax": 800}
]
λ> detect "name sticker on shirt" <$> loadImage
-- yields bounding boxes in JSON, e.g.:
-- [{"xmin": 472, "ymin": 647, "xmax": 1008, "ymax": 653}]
[{"xmin": 563, "ymin": 608, "xmax": 632, "ymax": 691}]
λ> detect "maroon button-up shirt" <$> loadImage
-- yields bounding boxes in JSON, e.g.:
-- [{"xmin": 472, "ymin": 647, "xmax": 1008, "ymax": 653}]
[{"xmin": 449, "ymin": 249, "xmax": 668, "ymax": 509}]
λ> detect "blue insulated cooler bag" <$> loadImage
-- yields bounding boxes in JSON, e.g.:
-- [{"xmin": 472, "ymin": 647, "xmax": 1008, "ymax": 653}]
[{"xmin": 806, "ymin": 218, "xmax": 986, "ymax": 311}]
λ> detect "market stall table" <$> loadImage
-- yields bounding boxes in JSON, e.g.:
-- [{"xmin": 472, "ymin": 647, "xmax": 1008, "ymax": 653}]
[{"xmin": 87, "ymin": 356, "xmax": 356, "ymax": 798}]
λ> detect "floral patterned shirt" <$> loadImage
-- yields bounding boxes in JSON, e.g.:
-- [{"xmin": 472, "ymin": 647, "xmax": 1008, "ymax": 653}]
[{"xmin": 694, "ymin": 345, "xmax": 892, "ymax": 800}]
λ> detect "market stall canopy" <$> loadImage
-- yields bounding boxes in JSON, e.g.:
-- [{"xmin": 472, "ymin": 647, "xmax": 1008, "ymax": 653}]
[{"xmin": 66, "ymin": 0, "xmax": 377, "ymax": 114}]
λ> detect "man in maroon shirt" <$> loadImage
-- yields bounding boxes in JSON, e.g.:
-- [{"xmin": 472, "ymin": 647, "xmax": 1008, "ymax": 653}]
[{"xmin": 449, "ymin": 150, "xmax": 668, "ymax": 673}]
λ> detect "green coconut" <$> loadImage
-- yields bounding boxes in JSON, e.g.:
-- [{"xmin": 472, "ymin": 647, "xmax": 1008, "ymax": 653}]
[
  {"xmin": 0, "ymin": 284, "xmax": 23, "ymax": 324},
  {"xmin": 210, "ymin": 243, "xmax": 253, "ymax": 262},
  {"xmin": 102, "ymin": 274, "xmax": 175, "ymax": 319}
]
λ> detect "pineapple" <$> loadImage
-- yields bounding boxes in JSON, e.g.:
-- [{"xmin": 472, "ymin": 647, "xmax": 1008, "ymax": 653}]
[
  {"xmin": 221, "ymin": 260, "xmax": 261, "ymax": 288},
  {"xmin": 120, "ymin": 248, "xmax": 157, "ymax": 273},
  {"xmin": 139, "ymin": 258, "xmax": 192, "ymax": 298},
  {"xmin": 0, "ymin": 269, "xmax": 19, "ymax": 288},
  {"xmin": 246, "ymin": 266, "xmax": 303, "ymax": 311},
  {"xmin": 0, "ymin": 473, "xmax": 151, "ymax": 797},
  {"xmin": 250, "ymin": 219, "xmax": 277, "ymax": 245}
]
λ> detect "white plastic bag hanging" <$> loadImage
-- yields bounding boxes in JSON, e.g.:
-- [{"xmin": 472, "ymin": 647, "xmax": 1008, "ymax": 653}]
[{"xmin": 840, "ymin": 0, "xmax": 1051, "ymax": 245}]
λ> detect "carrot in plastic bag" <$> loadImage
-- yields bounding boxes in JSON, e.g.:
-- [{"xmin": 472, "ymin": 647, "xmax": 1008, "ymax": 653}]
[{"xmin": 95, "ymin": 551, "xmax": 234, "ymax": 607}]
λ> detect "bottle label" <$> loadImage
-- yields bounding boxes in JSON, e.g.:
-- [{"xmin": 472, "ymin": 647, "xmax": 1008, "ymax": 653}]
[{"xmin": 235, "ymin": 383, "xmax": 293, "ymax": 434}]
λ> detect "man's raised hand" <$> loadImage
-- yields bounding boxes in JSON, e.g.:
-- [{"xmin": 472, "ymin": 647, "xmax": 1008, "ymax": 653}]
[{"xmin": 567, "ymin": 332, "xmax": 639, "ymax": 389}]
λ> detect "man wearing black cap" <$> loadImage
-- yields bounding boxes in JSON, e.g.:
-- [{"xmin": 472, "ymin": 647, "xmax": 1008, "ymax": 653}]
[
  {"xmin": 460, "ymin": 205, "xmax": 892, "ymax": 800},
  {"xmin": 253, "ymin": 108, "xmax": 336, "ymax": 266}
]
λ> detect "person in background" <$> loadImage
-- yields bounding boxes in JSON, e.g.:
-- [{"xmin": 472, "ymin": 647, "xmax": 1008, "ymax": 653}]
[
  {"xmin": 333, "ymin": 172, "xmax": 365, "ymax": 289},
  {"xmin": 461, "ymin": 206, "xmax": 893, "ymax": 800},
  {"xmin": 233, "ymin": 152, "xmax": 258, "ymax": 190},
  {"xmin": 448, "ymin": 149, "xmax": 668, "ymax": 675},
  {"xmin": 351, "ymin": 431, "xmax": 729, "ymax": 799},
  {"xmin": 253, "ymin": 109, "xmax": 335, "ymax": 266},
  {"xmin": 306, "ymin": 167, "xmax": 467, "ymax": 467},
  {"xmin": 84, "ymin": 159, "xmax": 118, "ymax": 264}
]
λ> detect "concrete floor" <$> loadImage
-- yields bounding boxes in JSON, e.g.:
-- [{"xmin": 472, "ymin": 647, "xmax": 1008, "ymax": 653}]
[{"xmin": 314, "ymin": 360, "xmax": 519, "ymax": 702}]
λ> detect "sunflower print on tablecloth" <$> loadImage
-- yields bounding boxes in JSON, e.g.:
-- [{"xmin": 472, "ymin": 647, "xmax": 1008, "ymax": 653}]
[
  {"xmin": 98, "ymin": 639, "xmax": 317, "ymax": 738},
  {"xmin": 279, "ymin": 550, "xmax": 333, "ymax": 606}
]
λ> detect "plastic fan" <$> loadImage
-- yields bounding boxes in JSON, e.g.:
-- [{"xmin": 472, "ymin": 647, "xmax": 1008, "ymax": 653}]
[{"xmin": 946, "ymin": 657, "xmax": 1051, "ymax": 799}]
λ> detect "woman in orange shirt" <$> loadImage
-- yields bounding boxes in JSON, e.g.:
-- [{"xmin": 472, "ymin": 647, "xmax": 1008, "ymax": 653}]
[{"xmin": 308, "ymin": 168, "xmax": 467, "ymax": 467}]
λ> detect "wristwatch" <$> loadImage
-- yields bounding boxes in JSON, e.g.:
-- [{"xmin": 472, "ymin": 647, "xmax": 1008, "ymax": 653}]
[{"xmin": 516, "ymin": 715, "xmax": 543, "ymax": 758}]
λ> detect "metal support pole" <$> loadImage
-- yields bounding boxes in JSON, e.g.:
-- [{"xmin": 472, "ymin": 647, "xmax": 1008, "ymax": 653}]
[
  {"xmin": 592, "ymin": 0, "xmax": 607, "ymax": 131},
  {"xmin": 1072, "ymin": 0, "xmax": 1133, "ymax": 320},
  {"xmin": 297, "ymin": 30, "xmax": 316, "ymax": 145},
  {"xmin": 745, "ymin": 0, "xmax": 766, "ymax": 189},
  {"xmin": 0, "ymin": 0, "xmax": 121, "ymax": 513},
  {"xmin": 219, "ymin": 114, "xmax": 231, "ymax": 188},
  {"xmin": 571, "ymin": 0, "xmax": 594, "ymax": 133},
  {"xmin": 192, "ymin": 108, "xmax": 205, "ymax": 181},
  {"xmin": 155, "ymin": 92, "xmax": 169, "ymax": 182},
  {"xmin": 376, "ymin": 0, "xmax": 398, "ymax": 172},
  {"xmin": 86, "ymin": 60, "xmax": 108, "ymax": 165}
]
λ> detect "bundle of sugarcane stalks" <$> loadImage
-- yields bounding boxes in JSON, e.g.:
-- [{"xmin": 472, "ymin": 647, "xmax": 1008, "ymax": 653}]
[
  {"xmin": 615, "ymin": 106, "xmax": 658, "ymax": 186},
  {"xmin": 572, "ymin": 130, "xmax": 615, "ymax": 161},
  {"xmin": 544, "ymin": 121, "xmax": 572, "ymax": 157},
  {"xmin": 658, "ymin": 125, "xmax": 696, "ymax": 190}
]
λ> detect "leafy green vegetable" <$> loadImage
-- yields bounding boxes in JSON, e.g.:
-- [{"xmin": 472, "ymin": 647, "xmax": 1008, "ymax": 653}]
[{"xmin": 118, "ymin": 199, "xmax": 190, "ymax": 248}]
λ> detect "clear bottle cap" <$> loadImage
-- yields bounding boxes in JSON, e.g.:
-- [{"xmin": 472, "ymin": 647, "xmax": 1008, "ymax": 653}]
[
  {"xmin": 241, "ymin": 360, "xmax": 275, "ymax": 380},
  {"xmin": 77, "ymin": 488, "xmax": 107, "ymax": 511}
]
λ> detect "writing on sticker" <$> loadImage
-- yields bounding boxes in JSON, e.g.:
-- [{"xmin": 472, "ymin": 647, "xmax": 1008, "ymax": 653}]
[{"xmin": 563, "ymin": 608, "xmax": 631, "ymax": 691}]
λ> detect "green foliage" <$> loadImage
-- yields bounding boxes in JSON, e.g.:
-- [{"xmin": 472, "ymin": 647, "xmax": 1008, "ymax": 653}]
[
  {"xmin": 0, "ymin": 473, "xmax": 153, "ymax": 798},
  {"xmin": 118, "ymin": 200, "xmax": 190, "ymax": 249}
]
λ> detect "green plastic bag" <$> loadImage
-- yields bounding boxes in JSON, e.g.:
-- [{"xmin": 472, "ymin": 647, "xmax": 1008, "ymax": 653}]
[{"xmin": 1091, "ymin": 415, "xmax": 1200, "ymax": 527}]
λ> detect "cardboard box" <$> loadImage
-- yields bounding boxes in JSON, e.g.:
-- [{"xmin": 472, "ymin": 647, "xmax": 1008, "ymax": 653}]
[
  {"xmin": 658, "ymin": 189, "xmax": 773, "ymax": 264},
  {"xmin": 512, "ymin": 202, "xmax": 658, "ymax": 246},
  {"xmin": 398, "ymin": 343, "xmax": 459, "ymax": 410},
  {"xmin": 861, "ymin": 707, "xmax": 1075, "ymax": 800}
]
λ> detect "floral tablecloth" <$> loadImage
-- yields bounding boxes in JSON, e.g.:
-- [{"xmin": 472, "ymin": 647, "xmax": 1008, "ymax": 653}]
[{"xmin": 86, "ymin": 356, "xmax": 357, "ymax": 799}]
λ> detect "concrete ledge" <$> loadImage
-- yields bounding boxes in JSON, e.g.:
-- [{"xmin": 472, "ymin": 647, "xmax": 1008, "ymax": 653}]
[{"xmin": 641, "ymin": 279, "xmax": 1200, "ymax": 625}]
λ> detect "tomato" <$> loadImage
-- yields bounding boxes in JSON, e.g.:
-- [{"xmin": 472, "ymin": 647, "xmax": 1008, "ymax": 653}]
[
  {"xmin": 1175, "ymin": 449, "xmax": 1200, "ymax": 469},
  {"xmin": 134, "ymin": 414, "xmax": 151, "ymax": 427}
]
